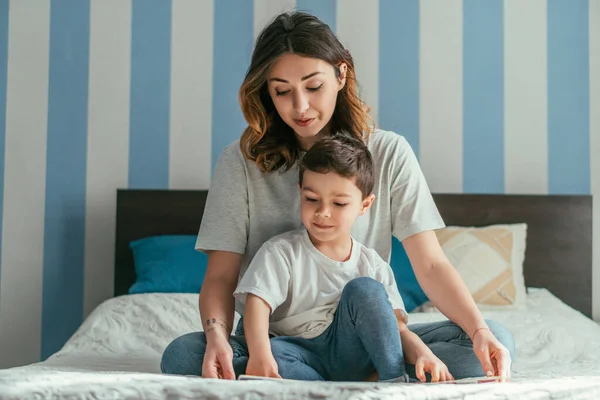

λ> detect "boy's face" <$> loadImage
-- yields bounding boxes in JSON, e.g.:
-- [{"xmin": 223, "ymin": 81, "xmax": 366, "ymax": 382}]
[{"xmin": 300, "ymin": 170, "xmax": 374, "ymax": 244}]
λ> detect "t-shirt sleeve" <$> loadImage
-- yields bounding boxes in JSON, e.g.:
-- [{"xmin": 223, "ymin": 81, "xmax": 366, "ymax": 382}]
[
  {"xmin": 372, "ymin": 255, "xmax": 409, "ymax": 323},
  {"xmin": 195, "ymin": 144, "xmax": 249, "ymax": 255},
  {"xmin": 233, "ymin": 242, "xmax": 290, "ymax": 314},
  {"xmin": 388, "ymin": 135, "xmax": 446, "ymax": 242}
]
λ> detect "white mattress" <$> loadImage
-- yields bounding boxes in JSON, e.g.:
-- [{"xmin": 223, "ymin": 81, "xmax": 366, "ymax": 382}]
[{"xmin": 1, "ymin": 288, "xmax": 600, "ymax": 399}]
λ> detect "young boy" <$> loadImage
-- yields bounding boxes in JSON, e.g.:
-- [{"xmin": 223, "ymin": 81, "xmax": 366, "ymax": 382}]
[{"xmin": 233, "ymin": 135, "xmax": 453, "ymax": 383}]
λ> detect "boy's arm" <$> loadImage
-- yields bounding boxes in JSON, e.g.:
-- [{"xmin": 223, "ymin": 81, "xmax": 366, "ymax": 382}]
[
  {"xmin": 233, "ymin": 242, "xmax": 290, "ymax": 378},
  {"xmin": 366, "ymin": 311, "xmax": 427, "ymax": 383},
  {"xmin": 244, "ymin": 294, "xmax": 273, "ymax": 356},
  {"xmin": 394, "ymin": 310, "xmax": 431, "ymax": 364},
  {"xmin": 243, "ymin": 293, "xmax": 281, "ymax": 378},
  {"xmin": 395, "ymin": 310, "xmax": 454, "ymax": 382}
]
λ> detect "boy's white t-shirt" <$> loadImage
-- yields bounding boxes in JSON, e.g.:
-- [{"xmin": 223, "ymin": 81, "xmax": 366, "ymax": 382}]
[
  {"xmin": 233, "ymin": 229, "xmax": 407, "ymax": 339},
  {"xmin": 196, "ymin": 129, "xmax": 446, "ymax": 317}
]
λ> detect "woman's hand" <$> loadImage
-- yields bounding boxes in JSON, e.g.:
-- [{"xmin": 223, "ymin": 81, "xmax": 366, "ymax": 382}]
[
  {"xmin": 246, "ymin": 352, "xmax": 282, "ymax": 379},
  {"xmin": 199, "ymin": 250, "xmax": 242, "ymax": 379},
  {"xmin": 202, "ymin": 335, "xmax": 236, "ymax": 379},
  {"xmin": 415, "ymin": 353, "xmax": 454, "ymax": 383},
  {"xmin": 472, "ymin": 328, "xmax": 512, "ymax": 379}
]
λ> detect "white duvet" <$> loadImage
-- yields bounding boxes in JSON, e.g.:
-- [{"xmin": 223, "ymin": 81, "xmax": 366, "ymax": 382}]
[{"xmin": 1, "ymin": 288, "xmax": 600, "ymax": 400}]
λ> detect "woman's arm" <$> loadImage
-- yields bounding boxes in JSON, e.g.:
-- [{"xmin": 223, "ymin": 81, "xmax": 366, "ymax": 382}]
[
  {"xmin": 199, "ymin": 250, "xmax": 242, "ymax": 337},
  {"xmin": 402, "ymin": 231, "xmax": 487, "ymax": 337},
  {"xmin": 402, "ymin": 230, "xmax": 511, "ymax": 378},
  {"xmin": 198, "ymin": 250, "xmax": 242, "ymax": 379}
]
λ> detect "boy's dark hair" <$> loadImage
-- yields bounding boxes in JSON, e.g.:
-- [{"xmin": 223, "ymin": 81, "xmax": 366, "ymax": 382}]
[{"xmin": 298, "ymin": 134, "xmax": 374, "ymax": 198}]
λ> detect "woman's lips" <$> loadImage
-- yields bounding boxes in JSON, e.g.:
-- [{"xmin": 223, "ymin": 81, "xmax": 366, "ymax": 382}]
[{"xmin": 295, "ymin": 118, "xmax": 314, "ymax": 127}]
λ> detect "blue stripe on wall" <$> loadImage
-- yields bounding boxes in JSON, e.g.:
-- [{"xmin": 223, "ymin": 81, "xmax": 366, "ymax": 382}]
[
  {"xmin": 463, "ymin": 0, "xmax": 504, "ymax": 193},
  {"xmin": 296, "ymin": 0, "xmax": 336, "ymax": 33},
  {"xmin": 547, "ymin": 0, "xmax": 590, "ymax": 194},
  {"xmin": 212, "ymin": 0, "xmax": 253, "ymax": 169},
  {"xmin": 42, "ymin": 0, "xmax": 90, "ymax": 360},
  {"xmin": 129, "ymin": 0, "xmax": 171, "ymax": 188},
  {"xmin": 0, "ymin": 0, "xmax": 8, "ymax": 293},
  {"xmin": 379, "ymin": 0, "xmax": 420, "ymax": 154}
]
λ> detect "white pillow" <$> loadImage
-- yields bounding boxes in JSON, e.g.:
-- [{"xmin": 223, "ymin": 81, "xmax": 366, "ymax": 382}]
[{"xmin": 417, "ymin": 223, "xmax": 528, "ymax": 312}]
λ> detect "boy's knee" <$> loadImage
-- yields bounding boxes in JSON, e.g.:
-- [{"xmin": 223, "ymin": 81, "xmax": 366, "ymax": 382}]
[{"xmin": 343, "ymin": 277, "xmax": 385, "ymax": 298}]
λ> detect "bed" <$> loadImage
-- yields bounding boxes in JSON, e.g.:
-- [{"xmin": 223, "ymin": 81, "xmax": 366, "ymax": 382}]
[{"xmin": 1, "ymin": 190, "xmax": 598, "ymax": 400}]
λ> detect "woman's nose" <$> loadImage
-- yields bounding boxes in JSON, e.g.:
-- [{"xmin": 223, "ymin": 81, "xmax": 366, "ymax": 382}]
[{"xmin": 293, "ymin": 92, "xmax": 309, "ymax": 114}]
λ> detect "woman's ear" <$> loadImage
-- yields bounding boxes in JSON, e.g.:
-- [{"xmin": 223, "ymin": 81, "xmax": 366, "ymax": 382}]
[
  {"xmin": 359, "ymin": 194, "xmax": 376, "ymax": 215},
  {"xmin": 337, "ymin": 63, "xmax": 347, "ymax": 90}
]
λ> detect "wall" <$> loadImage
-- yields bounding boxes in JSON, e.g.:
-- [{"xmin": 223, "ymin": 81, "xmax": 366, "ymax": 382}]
[{"xmin": 0, "ymin": 0, "xmax": 597, "ymax": 368}]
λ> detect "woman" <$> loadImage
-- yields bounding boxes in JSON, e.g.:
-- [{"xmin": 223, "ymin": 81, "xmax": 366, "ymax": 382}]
[{"xmin": 161, "ymin": 11, "xmax": 515, "ymax": 382}]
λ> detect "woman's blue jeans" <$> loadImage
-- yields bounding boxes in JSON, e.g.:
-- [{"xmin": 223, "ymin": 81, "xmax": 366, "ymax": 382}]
[{"xmin": 161, "ymin": 277, "xmax": 515, "ymax": 382}]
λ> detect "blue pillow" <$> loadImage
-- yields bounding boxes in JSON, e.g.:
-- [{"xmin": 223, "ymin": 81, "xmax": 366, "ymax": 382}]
[
  {"xmin": 129, "ymin": 235, "xmax": 208, "ymax": 294},
  {"xmin": 389, "ymin": 237, "xmax": 429, "ymax": 312}
]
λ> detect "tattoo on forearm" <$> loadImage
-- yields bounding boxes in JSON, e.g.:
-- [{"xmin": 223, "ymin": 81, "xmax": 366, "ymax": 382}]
[{"xmin": 204, "ymin": 317, "xmax": 231, "ymax": 334}]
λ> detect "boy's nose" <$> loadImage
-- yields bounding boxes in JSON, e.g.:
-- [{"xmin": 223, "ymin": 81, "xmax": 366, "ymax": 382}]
[{"xmin": 316, "ymin": 206, "xmax": 330, "ymax": 217}]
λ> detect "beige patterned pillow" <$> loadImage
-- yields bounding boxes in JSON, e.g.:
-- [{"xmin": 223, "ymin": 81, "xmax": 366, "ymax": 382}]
[{"xmin": 417, "ymin": 223, "xmax": 528, "ymax": 311}]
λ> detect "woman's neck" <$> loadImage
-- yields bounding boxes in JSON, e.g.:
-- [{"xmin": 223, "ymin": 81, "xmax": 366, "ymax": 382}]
[{"xmin": 296, "ymin": 123, "xmax": 332, "ymax": 151}]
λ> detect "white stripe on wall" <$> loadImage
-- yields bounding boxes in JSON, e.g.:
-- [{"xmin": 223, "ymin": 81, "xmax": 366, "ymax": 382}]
[
  {"xmin": 83, "ymin": 0, "xmax": 132, "ymax": 318},
  {"xmin": 169, "ymin": 0, "xmax": 213, "ymax": 190},
  {"xmin": 336, "ymin": 0, "xmax": 379, "ymax": 124},
  {"xmin": 254, "ymin": 0, "xmax": 296, "ymax": 41},
  {"xmin": 504, "ymin": 0, "xmax": 548, "ymax": 194},
  {"xmin": 419, "ymin": 0, "xmax": 463, "ymax": 193},
  {"xmin": 0, "ymin": 1, "xmax": 50, "ymax": 368},
  {"xmin": 590, "ymin": 0, "xmax": 599, "ymax": 321}
]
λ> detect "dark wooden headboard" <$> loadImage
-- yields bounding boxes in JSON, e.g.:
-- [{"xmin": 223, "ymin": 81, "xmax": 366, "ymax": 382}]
[
  {"xmin": 433, "ymin": 194, "xmax": 592, "ymax": 318},
  {"xmin": 114, "ymin": 190, "xmax": 593, "ymax": 317},
  {"xmin": 114, "ymin": 189, "xmax": 208, "ymax": 297}
]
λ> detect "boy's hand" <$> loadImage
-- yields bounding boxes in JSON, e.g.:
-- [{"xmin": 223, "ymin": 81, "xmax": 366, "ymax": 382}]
[
  {"xmin": 415, "ymin": 353, "xmax": 454, "ymax": 383},
  {"xmin": 246, "ymin": 353, "xmax": 282, "ymax": 379}
]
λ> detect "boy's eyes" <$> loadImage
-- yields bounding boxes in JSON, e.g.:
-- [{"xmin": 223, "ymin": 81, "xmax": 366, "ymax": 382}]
[{"xmin": 303, "ymin": 197, "xmax": 347, "ymax": 207}]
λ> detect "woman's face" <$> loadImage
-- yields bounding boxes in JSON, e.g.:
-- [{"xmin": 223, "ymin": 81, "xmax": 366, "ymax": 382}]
[{"xmin": 267, "ymin": 54, "xmax": 346, "ymax": 150}]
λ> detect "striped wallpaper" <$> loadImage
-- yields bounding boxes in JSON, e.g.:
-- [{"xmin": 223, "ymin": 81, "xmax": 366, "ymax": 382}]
[{"xmin": 0, "ymin": 0, "xmax": 597, "ymax": 368}]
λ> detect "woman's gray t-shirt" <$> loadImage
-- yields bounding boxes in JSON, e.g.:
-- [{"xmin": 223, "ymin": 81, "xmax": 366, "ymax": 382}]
[{"xmin": 195, "ymin": 129, "xmax": 445, "ymax": 315}]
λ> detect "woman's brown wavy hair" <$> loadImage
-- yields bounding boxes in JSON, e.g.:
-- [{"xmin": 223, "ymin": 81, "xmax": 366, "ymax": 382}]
[{"xmin": 239, "ymin": 11, "xmax": 374, "ymax": 174}]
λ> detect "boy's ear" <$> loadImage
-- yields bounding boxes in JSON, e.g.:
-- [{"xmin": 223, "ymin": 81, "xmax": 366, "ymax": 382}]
[{"xmin": 359, "ymin": 194, "xmax": 375, "ymax": 215}]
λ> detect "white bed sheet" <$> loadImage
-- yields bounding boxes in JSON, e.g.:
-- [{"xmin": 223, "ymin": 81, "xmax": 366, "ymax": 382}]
[{"xmin": 1, "ymin": 288, "xmax": 600, "ymax": 399}]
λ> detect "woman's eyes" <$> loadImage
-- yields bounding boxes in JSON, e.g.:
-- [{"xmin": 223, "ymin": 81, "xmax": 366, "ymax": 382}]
[
  {"xmin": 274, "ymin": 84, "xmax": 323, "ymax": 97},
  {"xmin": 334, "ymin": 203, "xmax": 348, "ymax": 207},
  {"xmin": 304, "ymin": 197, "xmax": 318, "ymax": 202}
]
